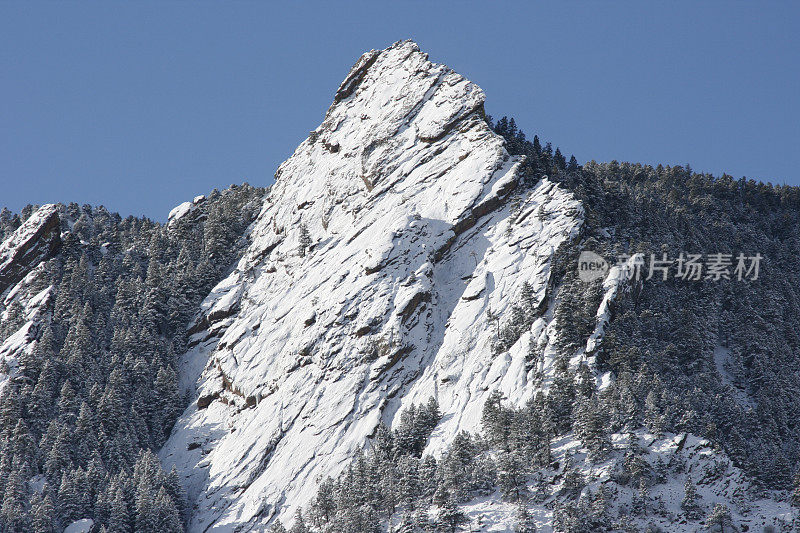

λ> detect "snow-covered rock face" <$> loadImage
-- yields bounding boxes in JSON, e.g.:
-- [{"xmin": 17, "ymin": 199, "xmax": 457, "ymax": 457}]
[
  {"xmin": 0, "ymin": 204, "xmax": 60, "ymax": 295},
  {"xmin": 0, "ymin": 280, "xmax": 52, "ymax": 389},
  {"xmin": 168, "ymin": 195, "xmax": 206, "ymax": 227},
  {"xmin": 162, "ymin": 40, "xmax": 583, "ymax": 530},
  {"xmin": 0, "ymin": 205, "xmax": 60, "ymax": 389}
]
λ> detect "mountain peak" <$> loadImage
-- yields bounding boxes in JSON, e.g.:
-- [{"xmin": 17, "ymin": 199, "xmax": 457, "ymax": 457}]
[
  {"xmin": 161, "ymin": 43, "xmax": 584, "ymax": 529},
  {"xmin": 278, "ymin": 39, "xmax": 486, "ymax": 184}
]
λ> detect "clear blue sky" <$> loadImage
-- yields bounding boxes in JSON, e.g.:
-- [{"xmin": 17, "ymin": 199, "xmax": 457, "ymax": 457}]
[{"xmin": 2, "ymin": 2, "xmax": 798, "ymax": 220}]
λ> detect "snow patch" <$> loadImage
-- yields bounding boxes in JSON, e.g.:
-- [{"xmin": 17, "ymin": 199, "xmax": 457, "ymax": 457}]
[
  {"xmin": 168, "ymin": 201, "xmax": 195, "ymax": 224},
  {"xmin": 714, "ymin": 345, "xmax": 755, "ymax": 409},
  {"xmin": 64, "ymin": 519, "xmax": 94, "ymax": 533}
]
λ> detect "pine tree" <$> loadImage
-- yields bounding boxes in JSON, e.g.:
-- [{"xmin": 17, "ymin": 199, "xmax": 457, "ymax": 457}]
[
  {"xmin": 10, "ymin": 420, "xmax": 36, "ymax": 469},
  {"xmin": 93, "ymin": 473, "xmax": 113, "ymax": 526},
  {"xmin": 575, "ymin": 363, "xmax": 595, "ymax": 399},
  {"xmin": 481, "ymin": 391, "xmax": 510, "ymax": 450},
  {"xmin": 1, "ymin": 468, "xmax": 28, "ymax": 531},
  {"xmin": 151, "ymin": 487, "xmax": 183, "ymax": 533},
  {"xmin": 18, "ymin": 344, "xmax": 42, "ymax": 382},
  {"xmin": 497, "ymin": 451, "xmax": 526, "ymax": 502},
  {"xmin": 632, "ymin": 478, "xmax": 649, "ymax": 517},
  {"xmin": 153, "ymin": 365, "xmax": 181, "ymax": 445},
  {"xmin": 1, "ymin": 300, "xmax": 25, "ymax": 339},
  {"xmin": 498, "ymin": 304, "xmax": 527, "ymax": 350},
  {"xmin": 269, "ymin": 522, "xmax": 287, "ymax": 533},
  {"xmin": 393, "ymin": 399, "xmax": 441, "ymax": 457},
  {"xmin": 561, "ymin": 454, "xmax": 584, "ymax": 494},
  {"xmin": 203, "ymin": 204, "xmax": 237, "ymax": 266},
  {"xmin": 573, "ymin": 393, "xmax": 610, "ymax": 460},
  {"xmin": 71, "ymin": 467, "xmax": 91, "ymax": 520},
  {"xmin": 58, "ymin": 470, "xmax": 81, "ymax": 523},
  {"xmin": 414, "ymin": 506, "xmax": 431, "ymax": 531},
  {"xmin": 520, "ymin": 281, "xmax": 535, "ymax": 316},
  {"xmin": 435, "ymin": 498, "xmax": 466, "ymax": 532},
  {"xmin": 567, "ymin": 155, "xmax": 579, "ymax": 173},
  {"xmin": 440, "ymin": 431, "xmax": 478, "ymax": 500},
  {"xmin": 507, "ymin": 118, "xmax": 518, "ymax": 138},
  {"xmin": 30, "ymin": 492, "xmax": 57, "ymax": 533},
  {"xmin": 644, "ymin": 390, "xmax": 665, "ymax": 437},
  {"xmin": 108, "ymin": 485, "xmax": 131, "ymax": 533},
  {"xmin": 308, "ymin": 476, "xmax": 336, "ymax": 527},
  {"xmin": 289, "ymin": 509, "xmax": 309, "ymax": 533},
  {"xmin": 135, "ymin": 485, "xmax": 156, "ymax": 533},
  {"xmin": 298, "ymin": 224, "xmax": 311, "ymax": 258},
  {"xmin": 30, "ymin": 360, "xmax": 59, "ymax": 432},
  {"xmin": 546, "ymin": 357, "xmax": 576, "ymax": 434},
  {"xmin": 57, "ymin": 380, "xmax": 79, "ymax": 423},
  {"xmin": 75, "ymin": 402, "xmax": 98, "ymax": 466},
  {"xmin": 372, "ymin": 423, "xmax": 394, "ymax": 462},
  {"xmin": 705, "ymin": 503, "xmax": 733, "ymax": 532},
  {"xmin": 681, "ymin": 477, "xmax": 702, "ymax": 520},
  {"xmin": 418, "ymin": 455, "xmax": 439, "ymax": 500},
  {"xmin": 792, "ymin": 470, "xmax": 800, "ymax": 508},
  {"xmin": 513, "ymin": 502, "xmax": 536, "ymax": 533},
  {"xmin": 98, "ymin": 371, "xmax": 127, "ymax": 437},
  {"xmin": 553, "ymin": 147, "xmax": 566, "ymax": 170},
  {"xmin": 423, "ymin": 397, "xmax": 441, "ymax": 432},
  {"xmin": 397, "ymin": 456, "xmax": 421, "ymax": 510},
  {"xmin": 164, "ymin": 465, "xmax": 187, "ymax": 524},
  {"xmin": 525, "ymin": 336, "xmax": 541, "ymax": 373}
]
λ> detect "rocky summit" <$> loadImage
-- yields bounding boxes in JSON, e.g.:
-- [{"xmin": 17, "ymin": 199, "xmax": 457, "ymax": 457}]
[{"xmin": 161, "ymin": 40, "xmax": 582, "ymax": 530}]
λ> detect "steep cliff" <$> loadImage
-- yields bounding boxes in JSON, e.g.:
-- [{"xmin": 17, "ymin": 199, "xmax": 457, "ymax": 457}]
[
  {"xmin": 0, "ymin": 204, "xmax": 60, "ymax": 296},
  {"xmin": 161, "ymin": 40, "xmax": 585, "ymax": 530}
]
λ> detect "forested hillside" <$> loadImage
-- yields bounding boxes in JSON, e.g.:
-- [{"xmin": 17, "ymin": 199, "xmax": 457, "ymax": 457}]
[
  {"xmin": 504, "ymin": 119, "xmax": 800, "ymax": 488},
  {"xmin": 281, "ymin": 119, "xmax": 800, "ymax": 532},
  {"xmin": 0, "ymin": 184, "xmax": 264, "ymax": 532}
]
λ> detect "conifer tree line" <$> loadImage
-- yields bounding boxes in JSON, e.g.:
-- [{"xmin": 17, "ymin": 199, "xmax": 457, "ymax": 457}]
[
  {"xmin": 292, "ymin": 119, "xmax": 800, "ymax": 531},
  {"xmin": 0, "ymin": 184, "xmax": 264, "ymax": 532},
  {"xmin": 495, "ymin": 116, "xmax": 800, "ymax": 491}
]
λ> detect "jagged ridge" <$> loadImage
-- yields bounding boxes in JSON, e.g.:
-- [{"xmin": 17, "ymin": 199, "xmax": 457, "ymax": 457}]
[{"xmin": 161, "ymin": 40, "xmax": 583, "ymax": 530}]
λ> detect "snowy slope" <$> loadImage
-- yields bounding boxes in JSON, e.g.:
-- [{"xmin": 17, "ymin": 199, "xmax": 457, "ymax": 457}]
[
  {"xmin": 436, "ymin": 429, "xmax": 794, "ymax": 533},
  {"xmin": 161, "ymin": 40, "xmax": 584, "ymax": 530},
  {"xmin": 0, "ymin": 279, "xmax": 53, "ymax": 390},
  {"xmin": 0, "ymin": 205, "xmax": 61, "ymax": 389},
  {"xmin": 0, "ymin": 204, "xmax": 60, "ymax": 295}
]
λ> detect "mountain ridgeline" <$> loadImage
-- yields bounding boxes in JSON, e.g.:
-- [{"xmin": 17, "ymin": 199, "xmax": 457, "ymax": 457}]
[
  {"xmin": 0, "ymin": 186, "xmax": 264, "ymax": 532},
  {"xmin": 498, "ymin": 114, "xmax": 800, "ymax": 488},
  {"xmin": 1, "ymin": 41, "xmax": 799, "ymax": 532}
]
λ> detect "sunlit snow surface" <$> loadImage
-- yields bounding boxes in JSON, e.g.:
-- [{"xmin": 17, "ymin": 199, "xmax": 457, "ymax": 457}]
[
  {"xmin": 63, "ymin": 519, "xmax": 94, "ymax": 533},
  {"xmin": 151, "ymin": 39, "xmax": 799, "ymax": 531},
  {"xmin": 0, "ymin": 205, "xmax": 59, "ymax": 390},
  {"xmin": 0, "ymin": 204, "xmax": 58, "ymax": 273},
  {"xmin": 161, "ymin": 40, "xmax": 583, "ymax": 530}
]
